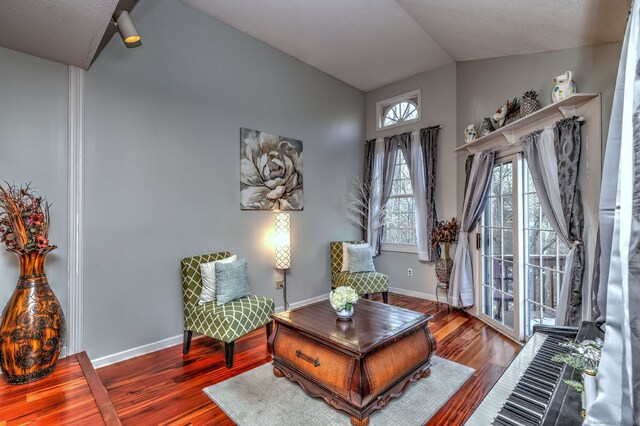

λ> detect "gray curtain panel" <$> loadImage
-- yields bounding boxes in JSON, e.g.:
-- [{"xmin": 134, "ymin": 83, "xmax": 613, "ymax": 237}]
[
  {"xmin": 463, "ymin": 155, "xmax": 474, "ymax": 197},
  {"xmin": 587, "ymin": 4, "xmax": 640, "ymax": 422},
  {"xmin": 362, "ymin": 139, "xmax": 376, "ymax": 241},
  {"xmin": 397, "ymin": 128, "xmax": 439, "ymax": 261},
  {"xmin": 370, "ymin": 134, "xmax": 401, "ymax": 255},
  {"xmin": 521, "ymin": 118, "xmax": 585, "ymax": 326},
  {"xmin": 421, "ymin": 126, "xmax": 440, "ymax": 261},
  {"xmin": 448, "ymin": 151, "xmax": 495, "ymax": 307}
]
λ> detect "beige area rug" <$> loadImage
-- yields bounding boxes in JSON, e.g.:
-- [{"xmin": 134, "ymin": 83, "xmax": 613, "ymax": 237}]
[{"xmin": 203, "ymin": 356, "xmax": 474, "ymax": 426}]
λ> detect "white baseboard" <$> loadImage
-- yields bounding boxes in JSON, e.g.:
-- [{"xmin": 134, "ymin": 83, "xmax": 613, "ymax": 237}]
[
  {"xmin": 389, "ymin": 286, "xmax": 439, "ymax": 302},
  {"xmin": 275, "ymin": 293, "xmax": 328, "ymax": 313},
  {"xmin": 91, "ymin": 334, "xmax": 187, "ymax": 369},
  {"xmin": 91, "ymin": 294, "xmax": 328, "ymax": 369}
]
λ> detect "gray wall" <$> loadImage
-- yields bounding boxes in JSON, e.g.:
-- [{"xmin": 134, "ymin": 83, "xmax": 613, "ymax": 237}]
[
  {"xmin": 455, "ymin": 42, "xmax": 622, "ymax": 211},
  {"xmin": 83, "ymin": 0, "xmax": 364, "ymax": 359},
  {"xmin": 0, "ymin": 48, "xmax": 68, "ymax": 322},
  {"xmin": 363, "ymin": 43, "xmax": 622, "ymax": 300},
  {"xmin": 365, "ymin": 63, "xmax": 457, "ymax": 298}
]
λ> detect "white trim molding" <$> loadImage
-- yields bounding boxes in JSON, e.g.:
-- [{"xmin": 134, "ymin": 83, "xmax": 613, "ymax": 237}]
[
  {"xmin": 389, "ymin": 286, "xmax": 437, "ymax": 302},
  {"xmin": 67, "ymin": 65, "xmax": 84, "ymax": 355},
  {"xmin": 91, "ymin": 293, "xmax": 328, "ymax": 368}
]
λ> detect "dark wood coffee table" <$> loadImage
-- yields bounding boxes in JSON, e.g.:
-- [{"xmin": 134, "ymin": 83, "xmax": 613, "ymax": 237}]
[{"xmin": 267, "ymin": 299, "xmax": 436, "ymax": 425}]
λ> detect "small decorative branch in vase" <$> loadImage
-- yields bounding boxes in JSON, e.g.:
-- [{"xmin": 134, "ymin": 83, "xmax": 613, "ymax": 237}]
[
  {"xmin": 345, "ymin": 177, "xmax": 385, "ymax": 238},
  {"xmin": 552, "ymin": 338, "xmax": 603, "ymax": 391}
]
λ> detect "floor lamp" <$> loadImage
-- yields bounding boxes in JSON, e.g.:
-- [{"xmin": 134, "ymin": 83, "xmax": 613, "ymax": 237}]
[{"xmin": 274, "ymin": 212, "xmax": 291, "ymax": 310}]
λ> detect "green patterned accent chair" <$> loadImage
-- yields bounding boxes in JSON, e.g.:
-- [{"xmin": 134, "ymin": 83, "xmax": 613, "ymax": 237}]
[
  {"xmin": 181, "ymin": 251, "xmax": 275, "ymax": 368},
  {"xmin": 330, "ymin": 241, "xmax": 389, "ymax": 304}
]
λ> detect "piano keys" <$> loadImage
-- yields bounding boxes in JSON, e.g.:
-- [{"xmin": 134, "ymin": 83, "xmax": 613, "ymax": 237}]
[{"xmin": 465, "ymin": 322, "xmax": 603, "ymax": 426}]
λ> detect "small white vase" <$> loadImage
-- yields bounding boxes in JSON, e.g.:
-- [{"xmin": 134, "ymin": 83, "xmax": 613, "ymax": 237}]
[
  {"xmin": 464, "ymin": 124, "xmax": 478, "ymax": 144},
  {"xmin": 336, "ymin": 305, "xmax": 354, "ymax": 320},
  {"xmin": 583, "ymin": 370, "xmax": 597, "ymax": 415},
  {"xmin": 551, "ymin": 70, "xmax": 577, "ymax": 103}
]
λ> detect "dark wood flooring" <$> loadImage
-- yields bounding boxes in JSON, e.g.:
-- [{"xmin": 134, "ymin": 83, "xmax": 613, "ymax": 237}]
[
  {"xmin": 0, "ymin": 352, "xmax": 119, "ymax": 425},
  {"xmin": 96, "ymin": 293, "xmax": 521, "ymax": 425}
]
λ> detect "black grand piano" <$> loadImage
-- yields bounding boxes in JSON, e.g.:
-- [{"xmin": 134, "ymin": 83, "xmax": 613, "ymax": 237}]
[{"xmin": 466, "ymin": 321, "xmax": 603, "ymax": 426}]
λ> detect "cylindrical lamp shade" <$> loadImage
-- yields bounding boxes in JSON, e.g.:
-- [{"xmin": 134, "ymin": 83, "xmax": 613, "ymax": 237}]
[
  {"xmin": 274, "ymin": 212, "xmax": 291, "ymax": 269},
  {"xmin": 115, "ymin": 10, "xmax": 141, "ymax": 44}
]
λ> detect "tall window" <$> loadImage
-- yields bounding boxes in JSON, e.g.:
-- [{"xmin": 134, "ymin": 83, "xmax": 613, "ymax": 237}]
[
  {"xmin": 383, "ymin": 151, "xmax": 417, "ymax": 246},
  {"xmin": 376, "ymin": 89, "xmax": 421, "ymax": 131},
  {"xmin": 479, "ymin": 156, "xmax": 568, "ymax": 340}
]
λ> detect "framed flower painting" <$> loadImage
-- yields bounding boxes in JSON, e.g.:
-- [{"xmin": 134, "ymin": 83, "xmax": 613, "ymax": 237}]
[{"xmin": 240, "ymin": 128, "xmax": 303, "ymax": 210}]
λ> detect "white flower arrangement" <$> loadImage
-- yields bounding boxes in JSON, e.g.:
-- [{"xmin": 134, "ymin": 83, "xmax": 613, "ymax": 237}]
[{"xmin": 329, "ymin": 286, "xmax": 359, "ymax": 312}]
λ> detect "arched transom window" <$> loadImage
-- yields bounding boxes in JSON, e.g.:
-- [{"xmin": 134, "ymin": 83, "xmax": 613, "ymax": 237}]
[{"xmin": 376, "ymin": 89, "xmax": 421, "ymax": 131}]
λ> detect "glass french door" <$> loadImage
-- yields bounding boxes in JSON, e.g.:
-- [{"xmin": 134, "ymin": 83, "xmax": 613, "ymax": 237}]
[
  {"xmin": 477, "ymin": 155, "xmax": 568, "ymax": 341},
  {"xmin": 480, "ymin": 159, "xmax": 521, "ymax": 339}
]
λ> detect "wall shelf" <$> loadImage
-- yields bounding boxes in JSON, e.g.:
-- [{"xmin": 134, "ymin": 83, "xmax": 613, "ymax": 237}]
[{"xmin": 455, "ymin": 93, "xmax": 599, "ymax": 154}]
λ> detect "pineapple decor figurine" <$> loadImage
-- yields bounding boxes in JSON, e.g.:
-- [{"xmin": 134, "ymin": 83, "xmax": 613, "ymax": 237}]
[{"xmin": 521, "ymin": 90, "xmax": 542, "ymax": 117}]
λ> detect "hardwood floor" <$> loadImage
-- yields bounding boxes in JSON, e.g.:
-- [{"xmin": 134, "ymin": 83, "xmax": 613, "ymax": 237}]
[
  {"xmin": 96, "ymin": 293, "xmax": 521, "ymax": 426},
  {"xmin": 0, "ymin": 352, "xmax": 118, "ymax": 425}
]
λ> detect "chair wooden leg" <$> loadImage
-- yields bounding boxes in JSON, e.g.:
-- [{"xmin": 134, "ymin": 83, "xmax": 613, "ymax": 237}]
[
  {"xmin": 382, "ymin": 292, "xmax": 389, "ymax": 304},
  {"xmin": 225, "ymin": 342, "xmax": 235, "ymax": 369},
  {"xmin": 183, "ymin": 330, "xmax": 193, "ymax": 354},
  {"xmin": 265, "ymin": 321, "xmax": 273, "ymax": 338}
]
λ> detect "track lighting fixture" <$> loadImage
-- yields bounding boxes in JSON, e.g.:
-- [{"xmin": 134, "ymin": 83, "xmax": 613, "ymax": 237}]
[{"xmin": 113, "ymin": 10, "xmax": 141, "ymax": 48}]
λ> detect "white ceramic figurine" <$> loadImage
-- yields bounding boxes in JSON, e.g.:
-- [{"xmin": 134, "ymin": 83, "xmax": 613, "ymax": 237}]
[
  {"xmin": 464, "ymin": 124, "xmax": 478, "ymax": 144},
  {"xmin": 551, "ymin": 71, "xmax": 577, "ymax": 103}
]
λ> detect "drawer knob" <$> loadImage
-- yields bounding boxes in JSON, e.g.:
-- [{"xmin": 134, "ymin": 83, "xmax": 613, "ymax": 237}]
[{"xmin": 295, "ymin": 349, "xmax": 320, "ymax": 367}]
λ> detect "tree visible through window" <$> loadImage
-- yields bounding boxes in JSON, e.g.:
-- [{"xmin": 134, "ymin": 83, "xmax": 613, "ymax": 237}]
[{"xmin": 383, "ymin": 151, "xmax": 417, "ymax": 245}]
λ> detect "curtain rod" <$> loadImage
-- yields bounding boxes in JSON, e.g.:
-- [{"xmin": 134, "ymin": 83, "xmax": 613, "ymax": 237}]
[{"xmin": 366, "ymin": 125, "xmax": 443, "ymax": 143}]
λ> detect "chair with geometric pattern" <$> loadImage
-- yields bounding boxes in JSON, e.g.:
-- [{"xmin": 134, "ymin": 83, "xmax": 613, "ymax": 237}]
[
  {"xmin": 181, "ymin": 251, "xmax": 275, "ymax": 368},
  {"xmin": 330, "ymin": 241, "xmax": 389, "ymax": 304}
]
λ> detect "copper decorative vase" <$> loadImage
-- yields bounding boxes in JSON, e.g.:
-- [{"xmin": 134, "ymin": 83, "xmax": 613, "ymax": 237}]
[
  {"xmin": 435, "ymin": 243, "xmax": 454, "ymax": 284},
  {"xmin": 0, "ymin": 247, "xmax": 65, "ymax": 384}
]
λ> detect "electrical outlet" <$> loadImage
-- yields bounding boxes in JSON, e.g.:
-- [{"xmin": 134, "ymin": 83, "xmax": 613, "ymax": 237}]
[
  {"xmin": 276, "ymin": 279, "xmax": 285, "ymax": 289},
  {"xmin": 407, "ymin": 268, "xmax": 413, "ymax": 277}
]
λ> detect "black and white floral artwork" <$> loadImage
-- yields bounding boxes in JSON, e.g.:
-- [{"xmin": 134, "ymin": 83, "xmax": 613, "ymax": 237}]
[{"xmin": 240, "ymin": 128, "xmax": 303, "ymax": 210}]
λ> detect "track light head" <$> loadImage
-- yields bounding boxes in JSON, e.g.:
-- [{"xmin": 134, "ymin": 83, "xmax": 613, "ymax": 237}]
[{"xmin": 114, "ymin": 10, "xmax": 141, "ymax": 47}]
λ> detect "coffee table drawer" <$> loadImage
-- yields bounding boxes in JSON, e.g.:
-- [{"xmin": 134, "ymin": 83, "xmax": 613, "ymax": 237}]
[{"xmin": 273, "ymin": 326, "xmax": 355, "ymax": 400}]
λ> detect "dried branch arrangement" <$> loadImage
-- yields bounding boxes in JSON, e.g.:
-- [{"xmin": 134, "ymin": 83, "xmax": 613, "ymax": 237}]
[{"xmin": 0, "ymin": 182, "xmax": 52, "ymax": 251}]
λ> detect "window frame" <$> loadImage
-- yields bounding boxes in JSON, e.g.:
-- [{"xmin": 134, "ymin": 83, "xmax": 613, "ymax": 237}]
[
  {"xmin": 376, "ymin": 89, "xmax": 422, "ymax": 132},
  {"xmin": 381, "ymin": 149, "xmax": 418, "ymax": 253}
]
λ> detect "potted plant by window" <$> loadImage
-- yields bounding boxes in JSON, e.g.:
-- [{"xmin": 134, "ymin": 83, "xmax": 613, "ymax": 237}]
[
  {"xmin": 0, "ymin": 183, "xmax": 65, "ymax": 384},
  {"xmin": 432, "ymin": 217, "xmax": 459, "ymax": 285},
  {"xmin": 552, "ymin": 338, "xmax": 603, "ymax": 417}
]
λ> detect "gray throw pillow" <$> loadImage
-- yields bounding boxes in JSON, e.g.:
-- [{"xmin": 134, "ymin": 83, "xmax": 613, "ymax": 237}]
[
  {"xmin": 215, "ymin": 258, "xmax": 251, "ymax": 306},
  {"xmin": 347, "ymin": 246, "xmax": 376, "ymax": 273}
]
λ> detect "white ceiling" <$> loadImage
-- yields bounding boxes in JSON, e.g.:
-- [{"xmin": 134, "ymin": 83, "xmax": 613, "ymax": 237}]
[
  {"xmin": 0, "ymin": 0, "xmax": 118, "ymax": 69},
  {"xmin": 184, "ymin": 0, "xmax": 630, "ymax": 91}
]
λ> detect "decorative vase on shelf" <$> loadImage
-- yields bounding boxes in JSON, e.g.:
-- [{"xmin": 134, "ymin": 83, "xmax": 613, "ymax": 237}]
[
  {"xmin": 479, "ymin": 117, "xmax": 494, "ymax": 137},
  {"xmin": 521, "ymin": 90, "xmax": 542, "ymax": 117},
  {"xmin": 336, "ymin": 305, "xmax": 354, "ymax": 320},
  {"xmin": 435, "ymin": 243, "xmax": 454, "ymax": 285},
  {"xmin": 0, "ymin": 247, "xmax": 66, "ymax": 384},
  {"xmin": 551, "ymin": 71, "xmax": 577, "ymax": 103},
  {"xmin": 464, "ymin": 124, "xmax": 478, "ymax": 144}
]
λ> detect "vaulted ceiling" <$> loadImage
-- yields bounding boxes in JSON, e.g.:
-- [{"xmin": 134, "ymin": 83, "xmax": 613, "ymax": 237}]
[
  {"xmin": 184, "ymin": 0, "xmax": 630, "ymax": 91},
  {"xmin": 0, "ymin": 0, "xmax": 137, "ymax": 70}
]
